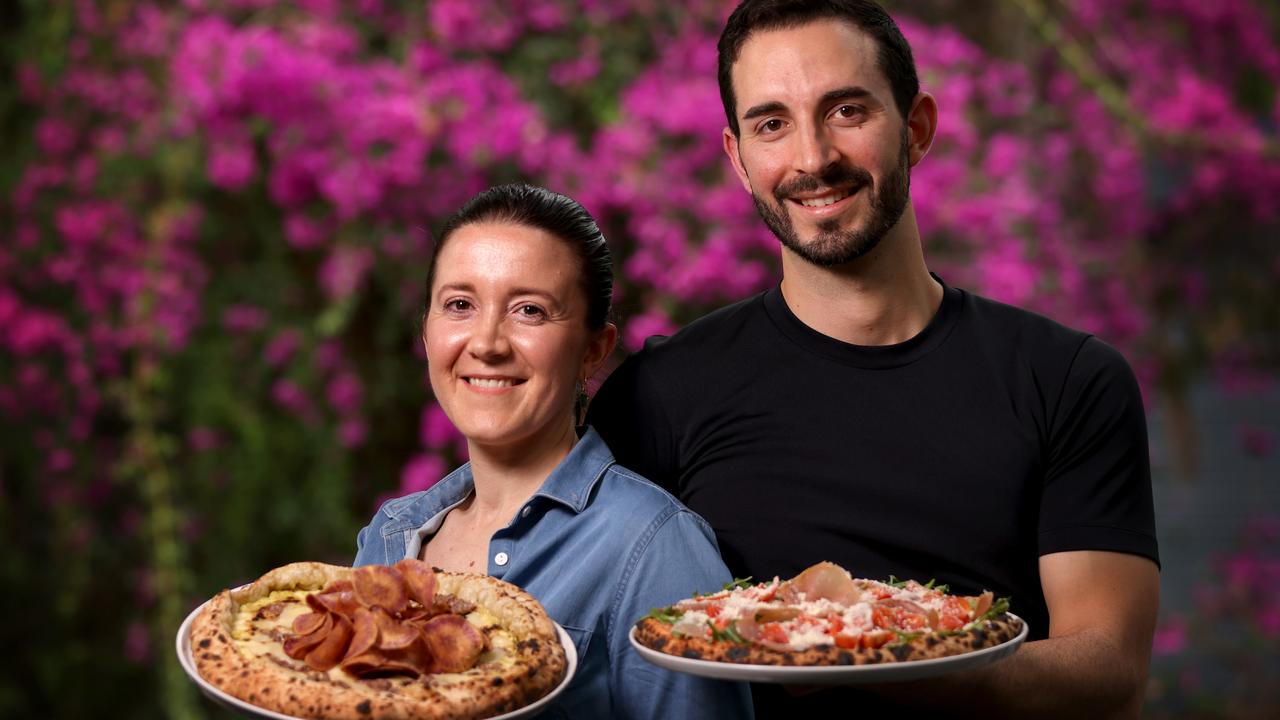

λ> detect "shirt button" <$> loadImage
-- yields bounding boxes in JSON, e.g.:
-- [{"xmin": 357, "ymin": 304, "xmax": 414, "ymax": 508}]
[
  {"xmin": 520, "ymin": 506, "xmax": 531, "ymax": 518},
  {"xmin": 494, "ymin": 552, "xmax": 509, "ymax": 567}
]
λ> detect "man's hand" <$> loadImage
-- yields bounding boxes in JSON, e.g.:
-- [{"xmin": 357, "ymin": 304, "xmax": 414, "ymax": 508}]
[{"xmin": 868, "ymin": 550, "xmax": 1159, "ymax": 718}]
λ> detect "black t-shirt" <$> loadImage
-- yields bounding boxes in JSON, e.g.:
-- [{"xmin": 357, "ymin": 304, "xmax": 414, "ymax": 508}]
[{"xmin": 589, "ymin": 279, "xmax": 1158, "ymax": 645}]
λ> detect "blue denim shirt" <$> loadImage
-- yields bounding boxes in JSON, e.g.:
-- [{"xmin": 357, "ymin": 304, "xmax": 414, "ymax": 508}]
[{"xmin": 354, "ymin": 427, "xmax": 753, "ymax": 720}]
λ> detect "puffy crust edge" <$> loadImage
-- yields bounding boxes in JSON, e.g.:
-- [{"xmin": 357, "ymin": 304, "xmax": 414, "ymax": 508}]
[
  {"xmin": 633, "ymin": 614, "xmax": 1023, "ymax": 666},
  {"xmin": 188, "ymin": 562, "xmax": 566, "ymax": 720}
]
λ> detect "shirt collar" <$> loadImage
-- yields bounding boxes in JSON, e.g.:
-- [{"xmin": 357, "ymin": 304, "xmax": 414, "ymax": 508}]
[
  {"xmin": 529, "ymin": 426, "xmax": 615, "ymax": 513},
  {"xmin": 383, "ymin": 426, "xmax": 615, "ymax": 523}
]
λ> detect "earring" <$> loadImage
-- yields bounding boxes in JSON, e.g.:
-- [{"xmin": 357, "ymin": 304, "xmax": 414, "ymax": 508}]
[{"xmin": 575, "ymin": 379, "xmax": 589, "ymax": 426}]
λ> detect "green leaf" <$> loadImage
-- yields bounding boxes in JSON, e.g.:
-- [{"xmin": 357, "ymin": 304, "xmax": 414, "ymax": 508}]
[
  {"xmin": 967, "ymin": 597, "xmax": 1012, "ymax": 628},
  {"xmin": 887, "ymin": 575, "xmax": 909, "ymax": 588},
  {"xmin": 888, "ymin": 629, "xmax": 925, "ymax": 647},
  {"xmin": 923, "ymin": 579, "xmax": 950, "ymax": 594},
  {"xmin": 647, "ymin": 607, "xmax": 683, "ymax": 624},
  {"xmin": 707, "ymin": 620, "xmax": 749, "ymax": 645},
  {"xmin": 723, "ymin": 576, "xmax": 753, "ymax": 591}
]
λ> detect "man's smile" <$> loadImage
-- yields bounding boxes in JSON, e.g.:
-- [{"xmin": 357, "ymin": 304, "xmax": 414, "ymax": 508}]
[{"xmin": 792, "ymin": 188, "xmax": 854, "ymax": 208}]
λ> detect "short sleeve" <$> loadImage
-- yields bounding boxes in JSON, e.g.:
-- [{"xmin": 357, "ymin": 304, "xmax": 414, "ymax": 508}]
[
  {"xmin": 1038, "ymin": 337, "xmax": 1159, "ymax": 566},
  {"xmin": 606, "ymin": 509, "xmax": 754, "ymax": 720},
  {"xmin": 587, "ymin": 345, "xmax": 681, "ymax": 494}
]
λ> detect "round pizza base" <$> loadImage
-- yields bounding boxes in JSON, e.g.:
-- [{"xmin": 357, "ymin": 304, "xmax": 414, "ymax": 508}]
[
  {"xmin": 184, "ymin": 562, "xmax": 567, "ymax": 720},
  {"xmin": 178, "ymin": 607, "xmax": 578, "ymax": 720},
  {"xmin": 630, "ymin": 613, "xmax": 1027, "ymax": 684}
]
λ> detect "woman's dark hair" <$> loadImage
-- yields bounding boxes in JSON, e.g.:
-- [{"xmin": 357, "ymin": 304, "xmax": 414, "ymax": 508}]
[
  {"xmin": 426, "ymin": 183, "xmax": 613, "ymax": 330},
  {"xmin": 718, "ymin": 0, "xmax": 919, "ymax": 136}
]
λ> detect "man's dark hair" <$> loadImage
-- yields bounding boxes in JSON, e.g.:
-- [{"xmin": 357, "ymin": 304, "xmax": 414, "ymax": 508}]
[
  {"xmin": 427, "ymin": 183, "xmax": 613, "ymax": 330},
  {"xmin": 718, "ymin": 0, "xmax": 919, "ymax": 136}
]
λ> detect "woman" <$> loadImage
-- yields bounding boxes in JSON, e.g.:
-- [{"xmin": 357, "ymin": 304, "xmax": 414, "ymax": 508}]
[{"xmin": 354, "ymin": 184, "xmax": 752, "ymax": 719}]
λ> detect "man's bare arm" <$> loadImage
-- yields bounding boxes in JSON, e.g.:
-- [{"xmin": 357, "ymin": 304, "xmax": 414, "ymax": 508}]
[{"xmin": 873, "ymin": 550, "xmax": 1160, "ymax": 718}]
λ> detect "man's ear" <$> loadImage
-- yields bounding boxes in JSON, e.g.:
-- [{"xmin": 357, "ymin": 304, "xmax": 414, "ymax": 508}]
[
  {"xmin": 723, "ymin": 127, "xmax": 753, "ymax": 193},
  {"xmin": 906, "ymin": 91, "xmax": 938, "ymax": 167}
]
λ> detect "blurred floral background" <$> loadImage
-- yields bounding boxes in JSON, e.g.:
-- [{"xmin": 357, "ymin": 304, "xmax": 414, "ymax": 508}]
[{"xmin": 1, "ymin": 0, "xmax": 1277, "ymax": 717}]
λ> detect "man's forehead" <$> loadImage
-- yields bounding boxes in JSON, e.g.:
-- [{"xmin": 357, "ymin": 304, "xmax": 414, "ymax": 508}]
[{"xmin": 730, "ymin": 19, "xmax": 889, "ymax": 109}]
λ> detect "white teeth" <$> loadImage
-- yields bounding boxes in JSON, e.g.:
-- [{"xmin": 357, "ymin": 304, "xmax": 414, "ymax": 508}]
[
  {"xmin": 467, "ymin": 378, "xmax": 514, "ymax": 388},
  {"xmin": 799, "ymin": 190, "xmax": 851, "ymax": 207}
]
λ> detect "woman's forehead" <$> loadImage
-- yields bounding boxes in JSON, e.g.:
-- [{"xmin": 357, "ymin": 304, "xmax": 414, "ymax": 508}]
[{"xmin": 433, "ymin": 222, "xmax": 578, "ymax": 289}]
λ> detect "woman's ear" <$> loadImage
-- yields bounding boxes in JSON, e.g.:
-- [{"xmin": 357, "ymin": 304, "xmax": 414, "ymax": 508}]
[{"xmin": 582, "ymin": 323, "xmax": 618, "ymax": 379}]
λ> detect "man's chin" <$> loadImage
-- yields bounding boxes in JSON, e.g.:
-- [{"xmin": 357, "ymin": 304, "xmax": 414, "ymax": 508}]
[{"xmin": 781, "ymin": 227, "xmax": 883, "ymax": 267}]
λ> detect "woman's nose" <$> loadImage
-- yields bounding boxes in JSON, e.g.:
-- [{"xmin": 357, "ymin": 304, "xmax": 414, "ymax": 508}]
[{"xmin": 467, "ymin": 313, "xmax": 511, "ymax": 361}]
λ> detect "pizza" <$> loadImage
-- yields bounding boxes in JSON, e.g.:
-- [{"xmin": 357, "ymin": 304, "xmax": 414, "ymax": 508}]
[
  {"xmin": 634, "ymin": 561, "xmax": 1022, "ymax": 666},
  {"xmin": 188, "ymin": 559, "xmax": 567, "ymax": 720}
]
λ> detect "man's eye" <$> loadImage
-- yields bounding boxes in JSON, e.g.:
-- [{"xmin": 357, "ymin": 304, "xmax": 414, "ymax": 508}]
[
  {"xmin": 834, "ymin": 105, "xmax": 864, "ymax": 119},
  {"xmin": 760, "ymin": 118, "xmax": 784, "ymax": 134}
]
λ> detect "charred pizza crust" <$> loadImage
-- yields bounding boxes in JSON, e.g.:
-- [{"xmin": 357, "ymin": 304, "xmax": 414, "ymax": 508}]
[
  {"xmin": 189, "ymin": 562, "xmax": 565, "ymax": 720},
  {"xmin": 634, "ymin": 613, "xmax": 1022, "ymax": 666}
]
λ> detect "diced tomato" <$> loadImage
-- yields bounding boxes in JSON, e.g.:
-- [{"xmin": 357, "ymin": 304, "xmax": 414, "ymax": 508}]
[
  {"xmin": 872, "ymin": 601, "xmax": 928, "ymax": 631},
  {"xmin": 757, "ymin": 588, "xmax": 777, "ymax": 603},
  {"xmin": 761, "ymin": 623, "xmax": 788, "ymax": 645},
  {"xmin": 937, "ymin": 596, "xmax": 973, "ymax": 631},
  {"xmin": 860, "ymin": 630, "xmax": 893, "ymax": 649},
  {"xmin": 827, "ymin": 616, "xmax": 844, "ymax": 634},
  {"xmin": 705, "ymin": 604, "xmax": 721, "ymax": 618},
  {"xmin": 834, "ymin": 633, "xmax": 860, "ymax": 649}
]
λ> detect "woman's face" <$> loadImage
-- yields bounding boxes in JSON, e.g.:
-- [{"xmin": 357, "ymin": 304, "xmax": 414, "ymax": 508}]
[{"xmin": 424, "ymin": 222, "xmax": 614, "ymax": 452}]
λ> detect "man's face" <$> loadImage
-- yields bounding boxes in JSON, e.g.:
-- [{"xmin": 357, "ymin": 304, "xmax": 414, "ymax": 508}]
[{"xmin": 725, "ymin": 20, "xmax": 913, "ymax": 266}]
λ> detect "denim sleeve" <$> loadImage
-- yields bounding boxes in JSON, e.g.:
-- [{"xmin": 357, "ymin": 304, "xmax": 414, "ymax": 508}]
[{"xmin": 606, "ymin": 509, "xmax": 755, "ymax": 720}]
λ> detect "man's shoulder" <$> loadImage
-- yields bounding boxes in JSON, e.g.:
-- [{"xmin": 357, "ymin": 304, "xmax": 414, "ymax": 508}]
[
  {"xmin": 959, "ymin": 288, "xmax": 1136, "ymax": 381},
  {"xmin": 632, "ymin": 291, "xmax": 770, "ymax": 362},
  {"xmin": 961, "ymin": 289, "xmax": 1094, "ymax": 354}
]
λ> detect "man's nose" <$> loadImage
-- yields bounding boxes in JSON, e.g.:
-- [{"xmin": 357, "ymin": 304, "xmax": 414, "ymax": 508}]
[{"xmin": 794, "ymin": 124, "xmax": 840, "ymax": 176}]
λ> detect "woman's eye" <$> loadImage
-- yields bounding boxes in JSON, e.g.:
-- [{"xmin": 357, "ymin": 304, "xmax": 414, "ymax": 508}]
[
  {"xmin": 443, "ymin": 299, "xmax": 471, "ymax": 312},
  {"xmin": 515, "ymin": 304, "xmax": 547, "ymax": 319}
]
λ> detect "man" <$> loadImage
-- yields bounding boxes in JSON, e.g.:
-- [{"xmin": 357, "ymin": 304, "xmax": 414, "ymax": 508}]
[{"xmin": 587, "ymin": 0, "xmax": 1159, "ymax": 716}]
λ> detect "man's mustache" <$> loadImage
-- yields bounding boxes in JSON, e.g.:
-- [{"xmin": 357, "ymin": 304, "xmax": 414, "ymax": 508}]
[{"xmin": 773, "ymin": 164, "xmax": 873, "ymax": 201}]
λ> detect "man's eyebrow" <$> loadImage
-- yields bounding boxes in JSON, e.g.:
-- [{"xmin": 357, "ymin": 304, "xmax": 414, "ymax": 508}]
[
  {"xmin": 819, "ymin": 86, "xmax": 874, "ymax": 105},
  {"xmin": 740, "ymin": 87, "xmax": 877, "ymax": 122},
  {"xmin": 741, "ymin": 101, "xmax": 787, "ymax": 121}
]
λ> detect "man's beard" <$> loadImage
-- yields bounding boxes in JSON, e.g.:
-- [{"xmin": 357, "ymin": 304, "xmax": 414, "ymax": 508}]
[{"xmin": 751, "ymin": 135, "xmax": 911, "ymax": 267}]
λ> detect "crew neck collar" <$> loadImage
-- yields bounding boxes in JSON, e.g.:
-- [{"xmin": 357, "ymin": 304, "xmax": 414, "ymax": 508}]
[{"xmin": 762, "ymin": 273, "xmax": 962, "ymax": 369}]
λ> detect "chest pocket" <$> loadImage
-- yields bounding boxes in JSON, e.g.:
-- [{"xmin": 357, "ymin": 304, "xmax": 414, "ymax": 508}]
[{"xmin": 536, "ymin": 624, "xmax": 596, "ymax": 720}]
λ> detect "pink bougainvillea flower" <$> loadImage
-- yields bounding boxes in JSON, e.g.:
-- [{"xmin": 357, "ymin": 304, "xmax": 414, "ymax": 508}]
[
  {"xmin": 1237, "ymin": 425, "xmax": 1275, "ymax": 458},
  {"xmin": 420, "ymin": 402, "xmax": 462, "ymax": 450},
  {"xmin": 1151, "ymin": 615, "xmax": 1187, "ymax": 656},
  {"xmin": 622, "ymin": 308, "xmax": 679, "ymax": 353},
  {"xmin": 325, "ymin": 371, "xmax": 363, "ymax": 414},
  {"xmin": 263, "ymin": 329, "xmax": 303, "ymax": 368},
  {"xmin": 398, "ymin": 452, "xmax": 446, "ymax": 495},
  {"xmin": 221, "ymin": 305, "xmax": 268, "ymax": 334}
]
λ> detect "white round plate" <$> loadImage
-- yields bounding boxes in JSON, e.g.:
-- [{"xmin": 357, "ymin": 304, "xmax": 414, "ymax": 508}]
[
  {"xmin": 629, "ymin": 613, "xmax": 1027, "ymax": 684},
  {"xmin": 177, "ymin": 600, "xmax": 578, "ymax": 719}
]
